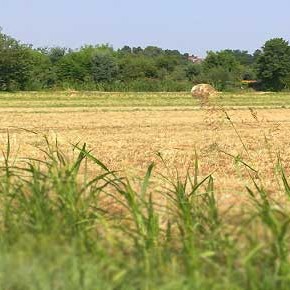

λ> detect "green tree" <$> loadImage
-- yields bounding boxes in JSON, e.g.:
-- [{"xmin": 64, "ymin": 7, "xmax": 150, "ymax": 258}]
[
  {"xmin": 55, "ymin": 46, "xmax": 96, "ymax": 85},
  {"xmin": 132, "ymin": 47, "xmax": 143, "ymax": 54},
  {"xmin": 0, "ymin": 29, "xmax": 33, "ymax": 90},
  {"xmin": 170, "ymin": 65, "xmax": 187, "ymax": 81},
  {"xmin": 91, "ymin": 52, "xmax": 119, "ymax": 83},
  {"xmin": 203, "ymin": 51, "xmax": 241, "ymax": 73},
  {"xmin": 119, "ymin": 45, "xmax": 132, "ymax": 55},
  {"xmin": 25, "ymin": 49, "xmax": 55, "ymax": 90},
  {"xmin": 202, "ymin": 50, "xmax": 242, "ymax": 90},
  {"xmin": 224, "ymin": 49, "xmax": 254, "ymax": 66},
  {"xmin": 47, "ymin": 47, "xmax": 67, "ymax": 63},
  {"xmin": 156, "ymin": 55, "xmax": 180, "ymax": 72},
  {"xmin": 118, "ymin": 56, "xmax": 158, "ymax": 80},
  {"xmin": 256, "ymin": 38, "xmax": 290, "ymax": 91},
  {"xmin": 143, "ymin": 46, "xmax": 163, "ymax": 57},
  {"xmin": 185, "ymin": 63, "xmax": 202, "ymax": 81}
]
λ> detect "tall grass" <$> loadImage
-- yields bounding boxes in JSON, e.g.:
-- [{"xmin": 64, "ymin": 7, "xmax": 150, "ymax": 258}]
[{"xmin": 1, "ymin": 136, "xmax": 290, "ymax": 289}]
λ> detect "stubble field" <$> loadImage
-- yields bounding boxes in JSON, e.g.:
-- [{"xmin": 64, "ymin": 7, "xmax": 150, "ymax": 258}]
[{"xmin": 1, "ymin": 91, "xmax": 290, "ymax": 204}]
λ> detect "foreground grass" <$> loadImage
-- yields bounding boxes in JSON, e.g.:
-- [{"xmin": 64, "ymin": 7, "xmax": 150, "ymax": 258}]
[
  {"xmin": 1, "ymin": 138, "xmax": 290, "ymax": 290},
  {"xmin": 1, "ymin": 91, "xmax": 290, "ymax": 109}
]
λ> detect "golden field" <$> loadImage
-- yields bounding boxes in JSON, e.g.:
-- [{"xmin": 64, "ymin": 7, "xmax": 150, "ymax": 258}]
[{"xmin": 1, "ymin": 91, "xmax": 290, "ymax": 206}]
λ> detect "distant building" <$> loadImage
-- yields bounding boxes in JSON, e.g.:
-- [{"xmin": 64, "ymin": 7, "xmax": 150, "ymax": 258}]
[{"xmin": 187, "ymin": 55, "xmax": 204, "ymax": 64}]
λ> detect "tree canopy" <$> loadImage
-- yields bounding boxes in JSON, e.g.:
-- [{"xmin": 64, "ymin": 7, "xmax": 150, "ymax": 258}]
[
  {"xmin": 256, "ymin": 38, "xmax": 290, "ymax": 91},
  {"xmin": 0, "ymin": 28, "xmax": 289, "ymax": 92}
]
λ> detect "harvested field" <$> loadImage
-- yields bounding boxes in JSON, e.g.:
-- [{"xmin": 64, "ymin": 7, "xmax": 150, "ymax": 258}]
[
  {"xmin": 1, "ymin": 91, "xmax": 290, "ymax": 205},
  {"xmin": 2, "ymin": 91, "xmax": 290, "ymax": 290}
]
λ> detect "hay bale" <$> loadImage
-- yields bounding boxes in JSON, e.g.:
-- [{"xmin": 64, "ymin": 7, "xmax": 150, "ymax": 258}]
[{"xmin": 191, "ymin": 84, "xmax": 217, "ymax": 99}]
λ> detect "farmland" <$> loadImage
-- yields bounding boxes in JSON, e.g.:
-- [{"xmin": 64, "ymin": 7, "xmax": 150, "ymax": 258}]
[
  {"xmin": 1, "ymin": 91, "xmax": 290, "ymax": 194},
  {"xmin": 1, "ymin": 91, "xmax": 290, "ymax": 289}
]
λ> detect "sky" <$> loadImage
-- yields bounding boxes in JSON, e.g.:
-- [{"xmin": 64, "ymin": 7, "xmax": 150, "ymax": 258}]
[{"xmin": 1, "ymin": 0, "xmax": 290, "ymax": 56}]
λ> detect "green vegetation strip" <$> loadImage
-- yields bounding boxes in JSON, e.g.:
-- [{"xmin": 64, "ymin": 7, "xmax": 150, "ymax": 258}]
[{"xmin": 0, "ymin": 92, "xmax": 290, "ymax": 109}]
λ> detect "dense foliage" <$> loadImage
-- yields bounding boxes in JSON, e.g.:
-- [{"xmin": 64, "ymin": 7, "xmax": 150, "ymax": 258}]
[
  {"xmin": 1, "ymin": 28, "xmax": 290, "ymax": 91},
  {"xmin": 256, "ymin": 38, "xmax": 290, "ymax": 91}
]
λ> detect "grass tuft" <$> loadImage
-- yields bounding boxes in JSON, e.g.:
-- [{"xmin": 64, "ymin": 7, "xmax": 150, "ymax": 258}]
[{"xmin": 1, "ymin": 137, "xmax": 290, "ymax": 289}]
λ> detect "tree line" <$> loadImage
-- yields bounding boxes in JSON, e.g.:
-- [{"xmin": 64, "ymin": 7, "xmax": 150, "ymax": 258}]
[{"xmin": 1, "ymin": 28, "xmax": 290, "ymax": 92}]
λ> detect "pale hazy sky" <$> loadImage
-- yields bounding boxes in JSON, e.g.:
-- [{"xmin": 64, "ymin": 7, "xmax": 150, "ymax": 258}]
[{"xmin": 1, "ymin": 0, "xmax": 290, "ymax": 56}]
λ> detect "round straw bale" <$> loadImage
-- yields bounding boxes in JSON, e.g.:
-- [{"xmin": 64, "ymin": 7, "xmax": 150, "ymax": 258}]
[{"xmin": 191, "ymin": 84, "xmax": 217, "ymax": 98}]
